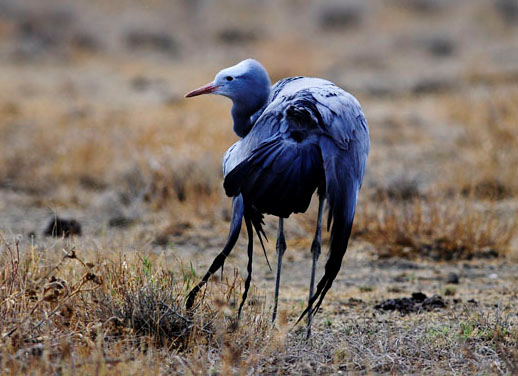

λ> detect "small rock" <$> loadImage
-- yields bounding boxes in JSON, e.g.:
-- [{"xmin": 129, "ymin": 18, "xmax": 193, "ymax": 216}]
[
  {"xmin": 44, "ymin": 217, "xmax": 81, "ymax": 237},
  {"xmin": 426, "ymin": 37, "xmax": 455, "ymax": 57},
  {"xmin": 446, "ymin": 272, "xmax": 459, "ymax": 284}
]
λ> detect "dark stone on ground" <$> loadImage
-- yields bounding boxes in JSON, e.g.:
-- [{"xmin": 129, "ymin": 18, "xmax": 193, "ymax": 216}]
[
  {"xmin": 426, "ymin": 37, "xmax": 455, "ymax": 57},
  {"xmin": 446, "ymin": 272, "xmax": 460, "ymax": 284},
  {"xmin": 375, "ymin": 292, "xmax": 447, "ymax": 314},
  {"xmin": 44, "ymin": 217, "xmax": 82, "ymax": 237}
]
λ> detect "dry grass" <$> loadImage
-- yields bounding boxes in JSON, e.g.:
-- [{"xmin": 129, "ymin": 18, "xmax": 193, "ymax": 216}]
[
  {"xmin": 442, "ymin": 90, "xmax": 518, "ymax": 199},
  {"xmin": 333, "ymin": 306, "xmax": 518, "ymax": 374},
  {"xmin": 0, "ymin": 238, "xmax": 272, "ymax": 374},
  {"xmin": 349, "ymin": 85, "xmax": 518, "ymax": 261},
  {"xmin": 0, "ymin": 94, "xmax": 227, "ymax": 194},
  {"xmin": 1, "ymin": 237, "xmax": 516, "ymax": 375},
  {"xmin": 354, "ymin": 193, "xmax": 518, "ymax": 260}
]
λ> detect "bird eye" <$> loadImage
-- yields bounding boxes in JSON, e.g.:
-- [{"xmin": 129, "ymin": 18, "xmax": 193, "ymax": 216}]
[{"xmin": 225, "ymin": 76, "xmax": 234, "ymax": 81}]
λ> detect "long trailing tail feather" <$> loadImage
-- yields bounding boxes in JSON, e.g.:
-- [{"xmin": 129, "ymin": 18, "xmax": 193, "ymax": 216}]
[
  {"xmin": 296, "ymin": 217, "xmax": 353, "ymax": 324},
  {"xmin": 296, "ymin": 137, "xmax": 360, "ymax": 325},
  {"xmin": 238, "ymin": 214, "xmax": 254, "ymax": 317}
]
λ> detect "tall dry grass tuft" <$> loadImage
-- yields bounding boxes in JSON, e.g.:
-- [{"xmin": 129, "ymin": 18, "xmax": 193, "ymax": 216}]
[
  {"xmin": 354, "ymin": 193, "xmax": 517, "ymax": 260},
  {"xmin": 0, "ymin": 237, "xmax": 283, "ymax": 374}
]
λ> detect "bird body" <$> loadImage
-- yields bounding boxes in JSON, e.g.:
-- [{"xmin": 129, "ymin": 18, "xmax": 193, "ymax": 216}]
[
  {"xmin": 223, "ymin": 75, "xmax": 369, "ymax": 218},
  {"xmin": 185, "ymin": 59, "xmax": 369, "ymax": 336},
  {"xmin": 223, "ymin": 77, "xmax": 333, "ymax": 175}
]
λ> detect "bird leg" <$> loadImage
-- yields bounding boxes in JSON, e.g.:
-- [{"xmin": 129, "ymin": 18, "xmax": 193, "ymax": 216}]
[
  {"xmin": 306, "ymin": 195, "xmax": 325, "ymax": 339},
  {"xmin": 272, "ymin": 217, "xmax": 286, "ymax": 323},
  {"xmin": 186, "ymin": 195, "xmax": 244, "ymax": 309}
]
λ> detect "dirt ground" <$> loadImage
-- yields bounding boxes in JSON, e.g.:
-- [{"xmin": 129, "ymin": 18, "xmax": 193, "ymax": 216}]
[{"xmin": 1, "ymin": 0, "xmax": 517, "ymax": 374}]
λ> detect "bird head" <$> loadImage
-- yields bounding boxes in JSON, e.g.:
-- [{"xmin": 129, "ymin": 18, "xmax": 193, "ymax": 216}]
[{"xmin": 185, "ymin": 59, "xmax": 271, "ymax": 110}]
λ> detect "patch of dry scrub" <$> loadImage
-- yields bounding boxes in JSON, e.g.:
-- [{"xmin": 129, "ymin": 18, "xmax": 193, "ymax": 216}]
[
  {"xmin": 4, "ymin": 239, "xmax": 518, "ymax": 375},
  {"xmin": 443, "ymin": 90, "xmax": 518, "ymax": 199},
  {"xmin": 354, "ymin": 194, "xmax": 517, "ymax": 260},
  {"xmin": 331, "ymin": 305, "xmax": 517, "ymax": 374},
  {"xmin": 0, "ymin": 237, "xmax": 278, "ymax": 375},
  {"xmin": 1, "ymin": 235, "xmax": 517, "ymax": 374}
]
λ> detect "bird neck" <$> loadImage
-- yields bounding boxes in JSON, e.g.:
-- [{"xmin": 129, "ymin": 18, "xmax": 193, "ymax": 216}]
[
  {"xmin": 231, "ymin": 106, "xmax": 255, "ymax": 138},
  {"xmin": 231, "ymin": 88, "xmax": 270, "ymax": 138}
]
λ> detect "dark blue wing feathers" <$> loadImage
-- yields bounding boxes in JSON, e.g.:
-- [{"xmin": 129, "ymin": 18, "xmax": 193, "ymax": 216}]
[{"xmin": 224, "ymin": 136, "xmax": 323, "ymax": 218}]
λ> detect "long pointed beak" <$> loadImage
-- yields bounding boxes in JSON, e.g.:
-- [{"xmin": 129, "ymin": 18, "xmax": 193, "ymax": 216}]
[{"xmin": 184, "ymin": 81, "xmax": 220, "ymax": 98}]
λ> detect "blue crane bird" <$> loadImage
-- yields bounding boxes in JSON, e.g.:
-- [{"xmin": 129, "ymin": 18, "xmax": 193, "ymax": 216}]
[{"xmin": 184, "ymin": 59, "xmax": 369, "ymax": 337}]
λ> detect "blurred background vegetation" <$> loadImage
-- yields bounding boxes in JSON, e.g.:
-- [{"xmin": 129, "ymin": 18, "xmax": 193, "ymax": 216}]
[
  {"xmin": 1, "ymin": 0, "xmax": 517, "ymax": 259},
  {"xmin": 0, "ymin": 0, "xmax": 517, "ymax": 247},
  {"xmin": 1, "ymin": 1, "xmax": 517, "ymax": 374}
]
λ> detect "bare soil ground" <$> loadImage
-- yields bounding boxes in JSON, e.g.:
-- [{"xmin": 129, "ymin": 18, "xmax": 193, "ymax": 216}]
[{"xmin": 1, "ymin": 0, "xmax": 517, "ymax": 374}]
